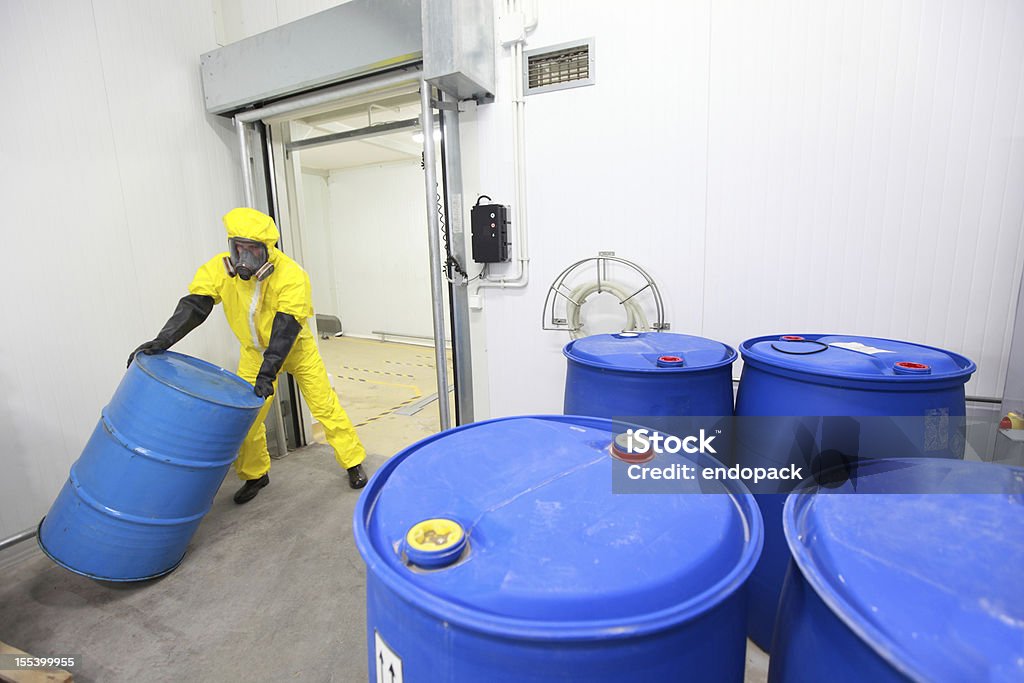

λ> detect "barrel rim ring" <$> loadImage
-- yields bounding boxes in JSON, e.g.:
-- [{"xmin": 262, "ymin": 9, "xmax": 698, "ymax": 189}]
[
  {"xmin": 739, "ymin": 334, "xmax": 976, "ymax": 384},
  {"xmin": 781, "ymin": 458, "xmax": 1022, "ymax": 682},
  {"xmin": 354, "ymin": 414, "xmax": 764, "ymax": 641},
  {"xmin": 66, "ymin": 466, "xmax": 212, "ymax": 526},
  {"xmin": 784, "ymin": 488, "xmax": 920, "ymax": 681},
  {"xmin": 134, "ymin": 351, "xmax": 265, "ymax": 410},
  {"xmin": 740, "ymin": 356, "xmax": 972, "ymax": 390},
  {"xmin": 100, "ymin": 412, "xmax": 240, "ymax": 470},
  {"xmin": 564, "ymin": 335, "xmax": 738, "ymax": 374},
  {"xmin": 36, "ymin": 517, "xmax": 187, "ymax": 583}
]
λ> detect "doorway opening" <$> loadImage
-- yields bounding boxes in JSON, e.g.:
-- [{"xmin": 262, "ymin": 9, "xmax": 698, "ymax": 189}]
[{"xmin": 267, "ymin": 89, "xmax": 457, "ymax": 458}]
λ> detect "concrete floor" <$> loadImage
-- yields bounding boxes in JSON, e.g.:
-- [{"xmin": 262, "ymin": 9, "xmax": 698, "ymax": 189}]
[
  {"xmin": 0, "ymin": 338, "xmax": 769, "ymax": 682},
  {"xmin": 1, "ymin": 443, "xmax": 380, "ymax": 683}
]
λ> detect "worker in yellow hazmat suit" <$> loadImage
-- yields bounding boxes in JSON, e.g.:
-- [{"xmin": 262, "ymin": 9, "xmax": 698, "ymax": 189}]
[{"xmin": 130, "ymin": 208, "xmax": 367, "ymax": 503}]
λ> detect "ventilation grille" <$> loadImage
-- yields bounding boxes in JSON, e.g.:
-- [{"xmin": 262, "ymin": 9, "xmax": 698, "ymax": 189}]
[{"xmin": 524, "ymin": 39, "xmax": 595, "ymax": 95}]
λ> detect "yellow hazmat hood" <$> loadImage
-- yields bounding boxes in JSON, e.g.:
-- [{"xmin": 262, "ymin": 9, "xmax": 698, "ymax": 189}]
[{"xmin": 223, "ymin": 208, "xmax": 280, "ymax": 248}]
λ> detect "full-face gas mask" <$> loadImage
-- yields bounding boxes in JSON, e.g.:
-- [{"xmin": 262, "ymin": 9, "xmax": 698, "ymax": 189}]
[{"xmin": 224, "ymin": 237, "xmax": 274, "ymax": 281}]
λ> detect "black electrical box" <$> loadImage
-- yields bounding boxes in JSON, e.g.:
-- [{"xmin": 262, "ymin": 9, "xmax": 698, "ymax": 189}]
[{"xmin": 471, "ymin": 203, "xmax": 510, "ymax": 263}]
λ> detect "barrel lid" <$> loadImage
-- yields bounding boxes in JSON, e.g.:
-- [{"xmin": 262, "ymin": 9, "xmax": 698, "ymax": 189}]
[
  {"xmin": 564, "ymin": 332, "xmax": 737, "ymax": 373},
  {"xmin": 355, "ymin": 415, "xmax": 761, "ymax": 638},
  {"xmin": 785, "ymin": 459, "xmax": 1024, "ymax": 682},
  {"xmin": 135, "ymin": 351, "xmax": 264, "ymax": 409},
  {"xmin": 740, "ymin": 334, "xmax": 975, "ymax": 383}
]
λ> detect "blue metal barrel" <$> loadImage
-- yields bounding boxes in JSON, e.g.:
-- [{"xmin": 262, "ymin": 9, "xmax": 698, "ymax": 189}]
[
  {"xmin": 38, "ymin": 351, "xmax": 264, "ymax": 581},
  {"xmin": 354, "ymin": 415, "xmax": 762, "ymax": 683},
  {"xmin": 563, "ymin": 332, "xmax": 736, "ymax": 418},
  {"xmin": 733, "ymin": 334, "xmax": 975, "ymax": 651},
  {"xmin": 771, "ymin": 458, "xmax": 1024, "ymax": 682}
]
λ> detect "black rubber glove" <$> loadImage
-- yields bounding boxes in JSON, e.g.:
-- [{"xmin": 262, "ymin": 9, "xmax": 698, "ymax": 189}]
[
  {"xmin": 128, "ymin": 294, "xmax": 215, "ymax": 368},
  {"xmin": 254, "ymin": 375, "xmax": 275, "ymax": 398},
  {"xmin": 253, "ymin": 312, "xmax": 302, "ymax": 398}
]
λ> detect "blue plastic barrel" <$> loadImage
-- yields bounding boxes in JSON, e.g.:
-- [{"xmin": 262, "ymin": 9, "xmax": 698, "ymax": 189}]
[
  {"xmin": 563, "ymin": 332, "xmax": 736, "ymax": 418},
  {"xmin": 354, "ymin": 415, "xmax": 762, "ymax": 682},
  {"xmin": 771, "ymin": 458, "xmax": 1024, "ymax": 682},
  {"xmin": 38, "ymin": 351, "xmax": 264, "ymax": 581},
  {"xmin": 734, "ymin": 334, "xmax": 976, "ymax": 651}
]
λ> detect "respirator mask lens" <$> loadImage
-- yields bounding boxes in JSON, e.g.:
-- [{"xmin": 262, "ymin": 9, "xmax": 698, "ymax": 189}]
[{"xmin": 229, "ymin": 238, "xmax": 269, "ymax": 281}]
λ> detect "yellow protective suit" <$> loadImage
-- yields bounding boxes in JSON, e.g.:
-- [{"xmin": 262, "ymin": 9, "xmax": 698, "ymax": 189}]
[{"xmin": 188, "ymin": 208, "xmax": 366, "ymax": 480}]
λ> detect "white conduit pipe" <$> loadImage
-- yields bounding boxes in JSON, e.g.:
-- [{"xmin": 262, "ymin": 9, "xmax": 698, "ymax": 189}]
[
  {"xmin": 566, "ymin": 280, "xmax": 651, "ymax": 340},
  {"xmin": 477, "ymin": 0, "xmax": 530, "ymax": 290}
]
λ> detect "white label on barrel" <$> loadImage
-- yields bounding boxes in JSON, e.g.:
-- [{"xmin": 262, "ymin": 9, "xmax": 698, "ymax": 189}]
[
  {"xmin": 829, "ymin": 341, "xmax": 894, "ymax": 355},
  {"xmin": 375, "ymin": 631, "xmax": 403, "ymax": 683}
]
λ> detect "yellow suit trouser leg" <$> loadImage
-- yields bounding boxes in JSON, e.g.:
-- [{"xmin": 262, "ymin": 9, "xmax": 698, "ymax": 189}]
[
  {"xmin": 284, "ymin": 338, "xmax": 367, "ymax": 470},
  {"xmin": 235, "ymin": 349, "xmax": 277, "ymax": 481}
]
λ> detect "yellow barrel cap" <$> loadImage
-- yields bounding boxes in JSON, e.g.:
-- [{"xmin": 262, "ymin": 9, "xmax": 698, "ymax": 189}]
[{"xmin": 406, "ymin": 518, "xmax": 465, "ymax": 553}]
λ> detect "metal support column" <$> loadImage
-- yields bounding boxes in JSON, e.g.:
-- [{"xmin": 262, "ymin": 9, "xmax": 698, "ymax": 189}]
[
  {"xmin": 234, "ymin": 117, "xmax": 290, "ymax": 458},
  {"xmin": 236, "ymin": 117, "xmax": 255, "ymax": 207},
  {"xmin": 439, "ymin": 91, "xmax": 474, "ymax": 424},
  {"xmin": 419, "ymin": 82, "xmax": 452, "ymax": 431}
]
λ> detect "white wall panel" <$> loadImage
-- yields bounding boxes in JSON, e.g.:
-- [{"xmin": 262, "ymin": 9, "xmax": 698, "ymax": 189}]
[
  {"xmin": 0, "ymin": 0, "xmax": 242, "ymax": 539},
  {"xmin": 475, "ymin": 0, "xmax": 1022, "ymax": 418},
  {"xmin": 475, "ymin": 0, "xmax": 714, "ymax": 416},
  {"xmin": 701, "ymin": 0, "xmax": 1024, "ymax": 396},
  {"xmin": 300, "ymin": 172, "xmax": 339, "ymax": 316},
  {"xmin": 214, "ymin": 0, "xmax": 352, "ymax": 45},
  {"xmin": 326, "ymin": 161, "xmax": 439, "ymax": 340}
]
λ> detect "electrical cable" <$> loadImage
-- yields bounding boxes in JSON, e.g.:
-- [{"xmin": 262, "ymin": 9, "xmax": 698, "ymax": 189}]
[
  {"xmin": 437, "ymin": 185, "xmax": 467, "ymax": 282},
  {"xmin": 434, "ymin": 117, "xmax": 468, "ymax": 285}
]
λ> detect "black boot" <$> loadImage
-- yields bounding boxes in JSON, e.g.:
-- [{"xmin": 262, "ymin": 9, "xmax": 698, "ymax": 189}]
[
  {"xmin": 234, "ymin": 474, "xmax": 269, "ymax": 504},
  {"xmin": 347, "ymin": 464, "xmax": 368, "ymax": 489}
]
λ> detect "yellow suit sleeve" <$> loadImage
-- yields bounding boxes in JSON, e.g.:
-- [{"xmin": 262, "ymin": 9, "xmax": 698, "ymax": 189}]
[
  {"xmin": 188, "ymin": 254, "xmax": 228, "ymax": 304},
  {"xmin": 275, "ymin": 264, "xmax": 314, "ymax": 323}
]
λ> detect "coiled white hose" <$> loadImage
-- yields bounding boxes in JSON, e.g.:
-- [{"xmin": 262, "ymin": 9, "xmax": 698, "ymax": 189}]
[{"xmin": 566, "ymin": 280, "xmax": 651, "ymax": 340}]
